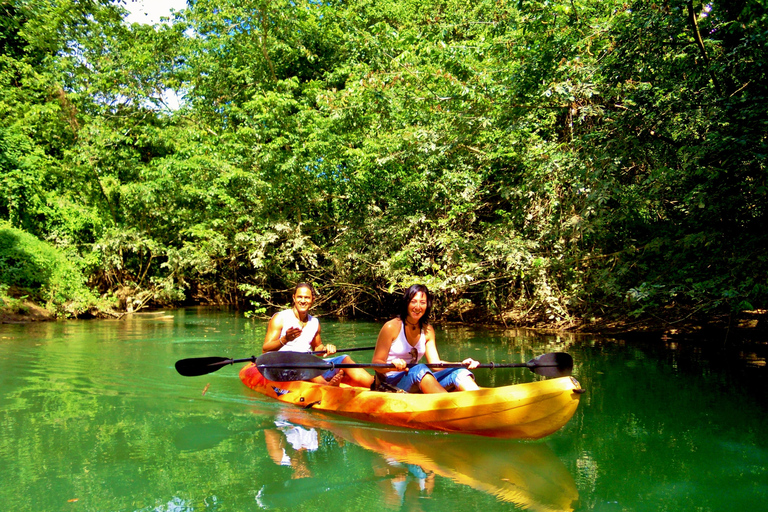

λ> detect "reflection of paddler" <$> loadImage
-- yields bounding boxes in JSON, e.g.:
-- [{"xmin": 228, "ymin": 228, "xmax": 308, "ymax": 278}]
[
  {"xmin": 352, "ymin": 429, "xmax": 578, "ymax": 512},
  {"xmin": 376, "ymin": 459, "xmax": 435, "ymax": 512},
  {"xmin": 264, "ymin": 417, "xmax": 319, "ymax": 479},
  {"xmin": 275, "ymin": 419, "xmax": 319, "ymax": 454},
  {"xmin": 278, "ymin": 409, "xmax": 579, "ymax": 512}
]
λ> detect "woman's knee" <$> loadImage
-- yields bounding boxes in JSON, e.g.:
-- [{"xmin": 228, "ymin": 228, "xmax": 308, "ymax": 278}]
[
  {"xmin": 418, "ymin": 372, "xmax": 448, "ymax": 393},
  {"xmin": 409, "ymin": 364, "xmax": 433, "ymax": 383},
  {"xmin": 454, "ymin": 369, "xmax": 478, "ymax": 391}
]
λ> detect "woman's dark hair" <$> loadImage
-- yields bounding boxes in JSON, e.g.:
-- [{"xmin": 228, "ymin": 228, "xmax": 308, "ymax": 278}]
[
  {"xmin": 398, "ymin": 284, "xmax": 432, "ymax": 329},
  {"xmin": 293, "ymin": 282, "xmax": 317, "ymax": 299}
]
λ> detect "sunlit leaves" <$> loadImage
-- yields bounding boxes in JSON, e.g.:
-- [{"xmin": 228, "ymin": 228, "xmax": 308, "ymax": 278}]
[{"xmin": 1, "ymin": 0, "xmax": 766, "ymax": 322}]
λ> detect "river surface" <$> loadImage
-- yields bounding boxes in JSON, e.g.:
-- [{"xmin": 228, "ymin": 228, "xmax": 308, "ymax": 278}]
[{"xmin": 1, "ymin": 308, "xmax": 766, "ymax": 512}]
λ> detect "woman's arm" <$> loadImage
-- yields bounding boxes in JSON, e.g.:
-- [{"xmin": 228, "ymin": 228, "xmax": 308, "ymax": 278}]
[
  {"xmin": 423, "ymin": 325, "xmax": 442, "ymax": 364},
  {"xmin": 373, "ymin": 319, "xmax": 404, "ymax": 373}
]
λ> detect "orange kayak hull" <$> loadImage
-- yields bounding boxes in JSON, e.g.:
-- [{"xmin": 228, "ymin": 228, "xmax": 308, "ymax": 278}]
[{"xmin": 239, "ymin": 363, "xmax": 582, "ymax": 439}]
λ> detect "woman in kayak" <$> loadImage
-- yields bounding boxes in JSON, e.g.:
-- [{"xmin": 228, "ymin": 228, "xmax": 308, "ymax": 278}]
[
  {"xmin": 372, "ymin": 284, "xmax": 480, "ymax": 393},
  {"xmin": 263, "ymin": 282, "xmax": 374, "ymax": 388}
]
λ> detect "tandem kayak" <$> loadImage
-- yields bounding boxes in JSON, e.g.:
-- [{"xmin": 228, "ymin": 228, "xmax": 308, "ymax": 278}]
[{"xmin": 239, "ymin": 363, "xmax": 584, "ymax": 439}]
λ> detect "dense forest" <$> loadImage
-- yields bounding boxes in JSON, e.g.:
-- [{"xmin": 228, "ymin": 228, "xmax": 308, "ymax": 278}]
[{"xmin": 1, "ymin": 0, "xmax": 766, "ymax": 329}]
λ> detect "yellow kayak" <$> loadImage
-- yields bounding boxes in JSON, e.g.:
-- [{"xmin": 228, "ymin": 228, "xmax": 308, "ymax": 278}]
[{"xmin": 239, "ymin": 363, "xmax": 583, "ymax": 439}]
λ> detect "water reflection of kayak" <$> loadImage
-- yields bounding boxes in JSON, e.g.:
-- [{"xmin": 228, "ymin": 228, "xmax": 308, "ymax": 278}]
[
  {"xmin": 273, "ymin": 409, "xmax": 580, "ymax": 512},
  {"xmin": 240, "ymin": 364, "xmax": 583, "ymax": 439}
]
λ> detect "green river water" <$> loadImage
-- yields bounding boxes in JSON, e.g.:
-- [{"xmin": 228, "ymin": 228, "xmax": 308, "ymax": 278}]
[{"xmin": 1, "ymin": 307, "xmax": 766, "ymax": 512}]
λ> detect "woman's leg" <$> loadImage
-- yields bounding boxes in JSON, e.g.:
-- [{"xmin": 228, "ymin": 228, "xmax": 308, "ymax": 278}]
[
  {"xmin": 433, "ymin": 368, "xmax": 479, "ymax": 391},
  {"xmin": 455, "ymin": 374, "xmax": 479, "ymax": 391},
  {"xmin": 418, "ymin": 373, "xmax": 448, "ymax": 393},
  {"xmin": 400, "ymin": 364, "xmax": 447, "ymax": 394}
]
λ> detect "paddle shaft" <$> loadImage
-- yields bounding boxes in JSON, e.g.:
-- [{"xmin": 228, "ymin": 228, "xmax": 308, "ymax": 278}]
[
  {"xmin": 257, "ymin": 361, "xmax": 557, "ymax": 371},
  {"xmin": 176, "ymin": 349, "xmax": 572, "ymax": 379},
  {"xmin": 174, "ymin": 345, "xmax": 376, "ymax": 377},
  {"xmin": 254, "ymin": 351, "xmax": 573, "ymax": 380},
  {"xmin": 207, "ymin": 345, "xmax": 376, "ymax": 367}
]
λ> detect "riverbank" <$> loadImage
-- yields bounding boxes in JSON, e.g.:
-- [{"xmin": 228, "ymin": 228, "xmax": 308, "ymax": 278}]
[
  {"xmin": 0, "ymin": 298, "xmax": 55, "ymax": 324},
  {"xmin": 0, "ymin": 296, "xmax": 121, "ymax": 324},
  {"xmin": 569, "ymin": 308, "xmax": 767, "ymax": 343},
  {"xmin": 3, "ymin": 299, "xmax": 765, "ymax": 345}
]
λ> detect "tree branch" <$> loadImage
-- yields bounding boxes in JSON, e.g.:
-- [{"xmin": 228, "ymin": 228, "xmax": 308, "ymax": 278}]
[{"xmin": 686, "ymin": 1, "xmax": 723, "ymax": 95}]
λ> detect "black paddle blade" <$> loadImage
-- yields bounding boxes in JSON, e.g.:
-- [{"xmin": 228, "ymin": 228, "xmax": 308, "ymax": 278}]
[
  {"xmin": 175, "ymin": 357, "xmax": 232, "ymax": 377},
  {"xmin": 261, "ymin": 367, "xmax": 327, "ymax": 382},
  {"xmin": 256, "ymin": 351, "xmax": 330, "ymax": 382},
  {"xmin": 528, "ymin": 352, "xmax": 573, "ymax": 377}
]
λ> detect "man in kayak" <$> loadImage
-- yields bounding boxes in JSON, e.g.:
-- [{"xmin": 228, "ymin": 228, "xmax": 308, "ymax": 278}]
[
  {"xmin": 262, "ymin": 282, "xmax": 374, "ymax": 388},
  {"xmin": 372, "ymin": 284, "xmax": 480, "ymax": 393}
]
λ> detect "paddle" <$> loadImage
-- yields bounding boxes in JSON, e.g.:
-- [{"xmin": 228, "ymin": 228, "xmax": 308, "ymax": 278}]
[
  {"xmin": 174, "ymin": 346, "xmax": 376, "ymax": 377},
  {"xmin": 255, "ymin": 351, "xmax": 574, "ymax": 382}
]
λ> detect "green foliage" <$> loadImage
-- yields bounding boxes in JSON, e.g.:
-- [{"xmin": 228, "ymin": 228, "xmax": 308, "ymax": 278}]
[
  {"xmin": 0, "ymin": 283, "xmax": 28, "ymax": 316},
  {"xmin": 1, "ymin": 0, "xmax": 765, "ymax": 324},
  {"xmin": 0, "ymin": 221, "xmax": 96, "ymax": 316}
]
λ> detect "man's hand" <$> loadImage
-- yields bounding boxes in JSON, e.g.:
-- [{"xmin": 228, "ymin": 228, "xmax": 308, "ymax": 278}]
[{"xmin": 284, "ymin": 326, "xmax": 302, "ymax": 342}]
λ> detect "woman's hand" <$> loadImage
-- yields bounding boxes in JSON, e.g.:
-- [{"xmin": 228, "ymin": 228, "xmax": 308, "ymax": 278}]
[
  {"xmin": 392, "ymin": 358, "xmax": 407, "ymax": 371},
  {"xmin": 324, "ymin": 343, "xmax": 337, "ymax": 355},
  {"xmin": 462, "ymin": 358, "xmax": 480, "ymax": 369}
]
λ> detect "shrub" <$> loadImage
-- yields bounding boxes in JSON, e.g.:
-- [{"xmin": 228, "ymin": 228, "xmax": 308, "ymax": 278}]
[{"xmin": 0, "ymin": 221, "xmax": 96, "ymax": 316}]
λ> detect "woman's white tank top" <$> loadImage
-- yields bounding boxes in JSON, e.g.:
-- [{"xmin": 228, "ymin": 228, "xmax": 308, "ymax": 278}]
[{"xmin": 385, "ymin": 320, "xmax": 426, "ymax": 375}]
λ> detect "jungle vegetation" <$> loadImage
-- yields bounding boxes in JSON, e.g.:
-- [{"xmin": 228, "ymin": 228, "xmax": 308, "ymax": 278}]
[{"xmin": 1, "ymin": 0, "xmax": 766, "ymax": 327}]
